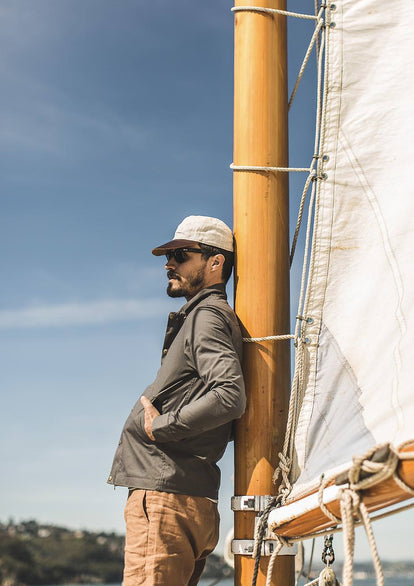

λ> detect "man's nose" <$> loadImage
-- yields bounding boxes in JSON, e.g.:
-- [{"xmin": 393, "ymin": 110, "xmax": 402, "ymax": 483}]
[{"xmin": 165, "ymin": 257, "xmax": 176, "ymax": 270}]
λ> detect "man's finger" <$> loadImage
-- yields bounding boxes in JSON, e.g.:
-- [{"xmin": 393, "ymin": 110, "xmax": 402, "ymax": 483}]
[
  {"xmin": 140, "ymin": 396, "xmax": 160, "ymax": 416},
  {"xmin": 140, "ymin": 396, "xmax": 151, "ymax": 409}
]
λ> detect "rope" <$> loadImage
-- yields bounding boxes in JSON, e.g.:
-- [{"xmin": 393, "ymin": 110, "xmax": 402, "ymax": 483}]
[
  {"xmin": 243, "ymin": 333, "xmax": 295, "ymax": 343},
  {"xmin": 231, "ymin": 6, "xmax": 318, "ymax": 20},
  {"xmin": 393, "ymin": 472, "xmax": 414, "ymax": 495},
  {"xmin": 318, "ymin": 476, "xmax": 341, "ymax": 525},
  {"xmin": 340, "ymin": 489, "xmax": 358, "ymax": 586},
  {"xmin": 290, "ymin": 170, "xmax": 316, "ymax": 265},
  {"xmin": 288, "ymin": 7, "xmax": 325, "ymax": 110},
  {"xmin": 340, "ymin": 488, "xmax": 384, "ymax": 586},
  {"xmin": 266, "ymin": 540, "xmax": 285, "ymax": 586},
  {"xmin": 358, "ymin": 499, "xmax": 384, "ymax": 586},
  {"xmin": 251, "ymin": 496, "xmax": 280, "ymax": 586},
  {"xmin": 346, "ymin": 444, "xmax": 399, "ymax": 491},
  {"xmin": 230, "ymin": 164, "xmax": 310, "ymax": 173}
]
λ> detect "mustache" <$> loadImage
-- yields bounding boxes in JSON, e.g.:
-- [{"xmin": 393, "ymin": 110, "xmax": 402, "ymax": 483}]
[{"xmin": 167, "ymin": 270, "xmax": 181, "ymax": 280}]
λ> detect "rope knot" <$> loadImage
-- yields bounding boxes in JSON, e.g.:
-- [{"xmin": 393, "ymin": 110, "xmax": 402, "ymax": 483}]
[{"xmin": 348, "ymin": 443, "xmax": 399, "ymax": 490}]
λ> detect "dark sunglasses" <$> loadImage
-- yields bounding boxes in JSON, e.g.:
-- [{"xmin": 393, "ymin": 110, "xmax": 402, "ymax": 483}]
[{"xmin": 165, "ymin": 248, "xmax": 202, "ymax": 264}]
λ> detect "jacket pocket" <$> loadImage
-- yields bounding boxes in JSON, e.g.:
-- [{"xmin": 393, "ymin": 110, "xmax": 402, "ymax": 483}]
[{"xmin": 151, "ymin": 376, "xmax": 198, "ymax": 413}]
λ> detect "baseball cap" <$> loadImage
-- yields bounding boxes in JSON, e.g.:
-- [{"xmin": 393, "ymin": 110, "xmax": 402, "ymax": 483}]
[{"xmin": 152, "ymin": 215, "xmax": 233, "ymax": 256}]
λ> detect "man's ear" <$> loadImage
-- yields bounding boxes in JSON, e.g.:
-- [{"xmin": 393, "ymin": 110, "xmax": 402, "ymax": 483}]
[{"xmin": 210, "ymin": 254, "xmax": 225, "ymax": 272}]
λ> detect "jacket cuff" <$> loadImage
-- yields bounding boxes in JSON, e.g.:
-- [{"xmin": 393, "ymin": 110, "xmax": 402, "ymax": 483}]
[{"xmin": 151, "ymin": 413, "xmax": 172, "ymax": 442}]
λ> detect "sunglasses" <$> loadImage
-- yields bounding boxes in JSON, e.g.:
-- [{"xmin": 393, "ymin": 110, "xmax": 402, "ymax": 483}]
[{"xmin": 165, "ymin": 248, "xmax": 202, "ymax": 264}]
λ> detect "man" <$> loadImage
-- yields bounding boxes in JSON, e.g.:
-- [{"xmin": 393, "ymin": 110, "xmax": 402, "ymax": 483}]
[{"xmin": 108, "ymin": 215, "xmax": 246, "ymax": 586}]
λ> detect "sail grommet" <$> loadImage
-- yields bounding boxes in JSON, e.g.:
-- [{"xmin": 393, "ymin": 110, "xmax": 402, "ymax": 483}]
[
  {"xmin": 330, "ymin": 3, "xmax": 337, "ymax": 11},
  {"xmin": 322, "ymin": 154, "xmax": 330, "ymax": 162},
  {"xmin": 321, "ymin": 172, "xmax": 328, "ymax": 180},
  {"xmin": 330, "ymin": 21, "xmax": 336, "ymax": 28},
  {"xmin": 307, "ymin": 317, "xmax": 314, "ymax": 324}
]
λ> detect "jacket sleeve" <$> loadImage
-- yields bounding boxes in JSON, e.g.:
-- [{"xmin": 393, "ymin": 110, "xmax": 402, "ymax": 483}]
[{"xmin": 151, "ymin": 306, "xmax": 246, "ymax": 442}]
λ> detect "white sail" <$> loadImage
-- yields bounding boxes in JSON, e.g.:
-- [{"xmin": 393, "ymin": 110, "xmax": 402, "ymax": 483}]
[{"xmin": 288, "ymin": 0, "xmax": 414, "ymax": 501}]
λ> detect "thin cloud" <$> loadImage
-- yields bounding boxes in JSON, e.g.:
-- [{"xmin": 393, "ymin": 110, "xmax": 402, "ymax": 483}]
[{"xmin": 0, "ymin": 298, "xmax": 170, "ymax": 329}]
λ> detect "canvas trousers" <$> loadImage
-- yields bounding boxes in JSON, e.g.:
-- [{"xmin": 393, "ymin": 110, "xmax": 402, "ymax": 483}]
[{"xmin": 123, "ymin": 489, "xmax": 220, "ymax": 586}]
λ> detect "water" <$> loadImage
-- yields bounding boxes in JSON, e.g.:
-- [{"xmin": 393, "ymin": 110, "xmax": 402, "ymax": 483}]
[
  {"xmin": 200, "ymin": 577, "xmax": 414, "ymax": 586},
  {"xmin": 49, "ymin": 576, "xmax": 414, "ymax": 586}
]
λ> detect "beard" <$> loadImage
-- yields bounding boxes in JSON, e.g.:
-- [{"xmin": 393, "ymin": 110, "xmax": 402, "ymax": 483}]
[{"xmin": 167, "ymin": 267, "xmax": 206, "ymax": 299}]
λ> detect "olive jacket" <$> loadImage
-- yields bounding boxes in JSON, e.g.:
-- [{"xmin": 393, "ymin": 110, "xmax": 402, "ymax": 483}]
[{"xmin": 107, "ymin": 284, "xmax": 246, "ymax": 500}]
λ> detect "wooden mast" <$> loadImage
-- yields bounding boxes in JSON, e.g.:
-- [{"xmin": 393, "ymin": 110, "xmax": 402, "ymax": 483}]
[{"xmin": 233, "ymin": 1, "xmax": 293, "ymax": 585}]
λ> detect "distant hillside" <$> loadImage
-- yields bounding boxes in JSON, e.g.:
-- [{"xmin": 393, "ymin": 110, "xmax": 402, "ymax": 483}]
[{"xmin": 0, "ymin": 520, "xmax": 231, "ymax": 586}]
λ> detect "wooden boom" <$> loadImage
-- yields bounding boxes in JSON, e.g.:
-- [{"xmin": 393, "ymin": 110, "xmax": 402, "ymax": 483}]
[{"xmin": 269, "ymin": 443, "xmax": 414, "ymax": 539}]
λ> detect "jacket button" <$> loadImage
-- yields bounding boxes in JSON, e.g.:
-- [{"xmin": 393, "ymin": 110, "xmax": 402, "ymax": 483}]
[
  {"xmin": 108, "ymin": 475, "xmax": 113, "ymax": 482},
  {"xmin": 169, "ymin": 312, "xmax": 175, "ymax": 319},
  {"xmin": 162, "ymin": 349, "xmax": 168, "ymax": 355}
]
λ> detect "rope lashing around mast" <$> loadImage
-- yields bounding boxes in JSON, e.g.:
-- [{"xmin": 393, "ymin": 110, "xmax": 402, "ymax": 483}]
[
  {"xmin": 230, "ymin": 164, "xmax": 311, "ymax": 173},
  {"xmin": 231, "ymin": 6, "xmax": 318, "ymax": 21},
  {"xmin": 242, "ymin": 334, "xmax": 295, "ymax": 343}
]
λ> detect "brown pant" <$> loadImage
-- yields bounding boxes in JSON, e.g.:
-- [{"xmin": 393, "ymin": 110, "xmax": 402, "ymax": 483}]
[{"xmin": 123, "ymin": 489, "xmax": 220, "ymax": 586}]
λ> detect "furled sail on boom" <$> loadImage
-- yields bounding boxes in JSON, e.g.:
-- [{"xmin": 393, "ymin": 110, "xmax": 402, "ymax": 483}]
[{"xmin": 269, "ymin": 0, "xmax": 414, "ymax": 538}]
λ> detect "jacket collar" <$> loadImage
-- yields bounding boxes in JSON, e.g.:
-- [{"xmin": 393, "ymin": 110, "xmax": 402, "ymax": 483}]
[
  {"xmin": 161, "ymin": 284, "xmax": 227, "ymax": 358},
  {"xmin": 180, "ymin": 283, "xmax": 227, "ymax": 317}
]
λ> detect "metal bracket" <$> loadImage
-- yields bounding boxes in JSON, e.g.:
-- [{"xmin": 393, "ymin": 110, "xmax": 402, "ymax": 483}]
[
  {"xmin": 231, "ymin": 539, "xmax": 297, "ymax": 557},
  {"xmin": 231, "ymin": 495, "xmax": 274, "ymax": 512}
]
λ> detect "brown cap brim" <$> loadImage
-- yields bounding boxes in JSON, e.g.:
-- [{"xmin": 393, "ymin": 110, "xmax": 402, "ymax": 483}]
[{"xmin": 152, "ymin": 239, "xmax": 199, "ymax": 256}]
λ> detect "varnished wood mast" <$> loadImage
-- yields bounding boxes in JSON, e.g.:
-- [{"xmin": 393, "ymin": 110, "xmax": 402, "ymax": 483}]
[{"xmin": 233, "ymin": 1, "xmax": 294, "ymax": 585}]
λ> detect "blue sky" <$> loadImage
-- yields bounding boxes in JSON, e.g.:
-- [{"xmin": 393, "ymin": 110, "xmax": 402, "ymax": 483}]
[{"xmin": 1, "ymin": 0, "xmax": 412, "ymax": 563}]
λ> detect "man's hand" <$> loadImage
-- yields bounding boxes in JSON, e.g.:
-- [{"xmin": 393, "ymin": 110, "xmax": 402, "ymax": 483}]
[{"xmin": 140, "ymin": 396, "xmax": 160, "ymax": 441}]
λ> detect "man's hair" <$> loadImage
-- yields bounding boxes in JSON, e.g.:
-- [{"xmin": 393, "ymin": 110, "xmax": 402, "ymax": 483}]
[{"xmin": 198, "ymin": 243, "xmax": 234, "ymax": 283}]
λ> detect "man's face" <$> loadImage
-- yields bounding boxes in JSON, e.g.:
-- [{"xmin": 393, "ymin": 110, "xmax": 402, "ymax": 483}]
[{"xmin": 165, "ymin": 247, "xmax": 209, "ymax": 300}]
